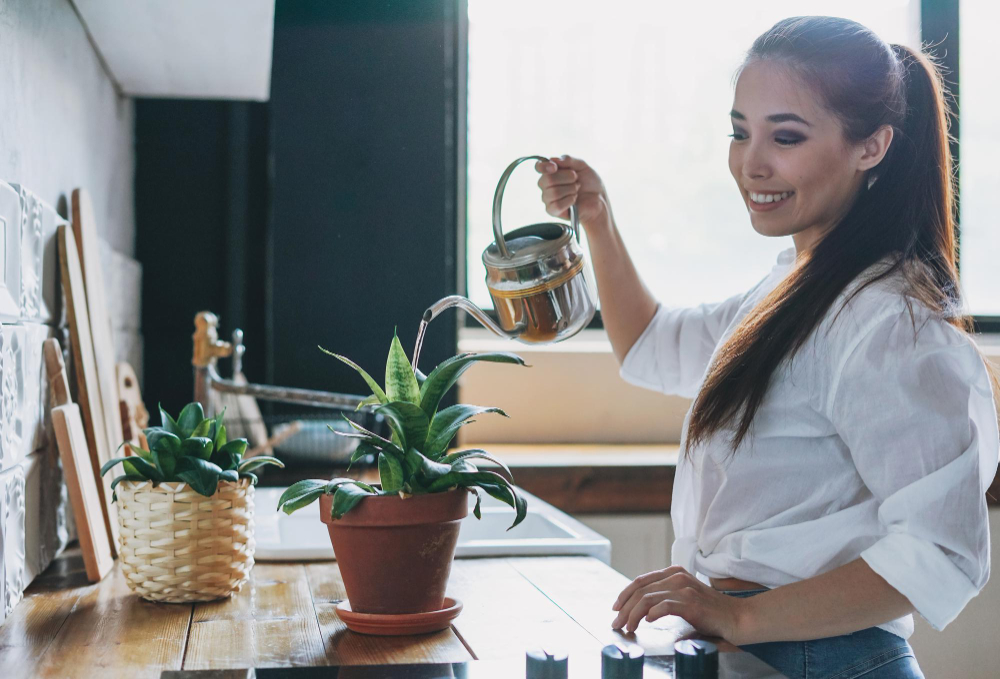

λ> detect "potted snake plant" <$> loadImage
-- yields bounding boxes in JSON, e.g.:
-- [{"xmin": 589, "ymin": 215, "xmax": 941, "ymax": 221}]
[
  {"xmin": 278, "ymin": 333, "xmax": 528, "ymax": 616},
  {"xmin": 101, "ymin": 403, "xmax": 283, "ymax": 602}
]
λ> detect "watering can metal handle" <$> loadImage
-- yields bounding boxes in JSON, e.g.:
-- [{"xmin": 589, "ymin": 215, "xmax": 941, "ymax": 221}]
[{"xmin": 491, "ymin": 155, "xmax": 580, "ymax": 259}]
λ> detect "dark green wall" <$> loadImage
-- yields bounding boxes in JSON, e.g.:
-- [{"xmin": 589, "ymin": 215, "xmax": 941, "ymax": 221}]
[{"xmin": 136, "ymin": 1, "xmax": 464, "ymax": 412}]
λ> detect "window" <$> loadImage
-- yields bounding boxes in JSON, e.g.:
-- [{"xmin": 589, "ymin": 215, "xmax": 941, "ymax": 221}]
[
  {"xmin": 960, "ymin": 0, "xmax": 999, "ymax": 317},
  {"xmin": 466, "ymin": 0, "xmax": 921, "ymax": 312}
]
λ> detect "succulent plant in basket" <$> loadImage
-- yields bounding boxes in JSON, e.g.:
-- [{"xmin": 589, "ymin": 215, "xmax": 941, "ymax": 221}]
[
  {"xmin": 277, "ymin": 333, "xmax": 528, "ymax": 620},
  {"xmin": 101, "ymin": 402, "xmax": 284, "ymax": 496},
  {"xmin": 100, "ymin": 402, "xmax": 284, "ymax": 603}
]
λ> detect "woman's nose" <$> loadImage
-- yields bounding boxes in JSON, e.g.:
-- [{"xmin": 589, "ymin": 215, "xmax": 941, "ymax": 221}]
[{"xmin": 742, "ymin": 141, "xmax": 772, "ymax": 181}]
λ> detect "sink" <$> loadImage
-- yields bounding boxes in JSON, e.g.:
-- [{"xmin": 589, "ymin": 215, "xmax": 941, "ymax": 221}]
[{"xmin": 253, "ymin": 485, "xmax": 611, "ymax": 564}]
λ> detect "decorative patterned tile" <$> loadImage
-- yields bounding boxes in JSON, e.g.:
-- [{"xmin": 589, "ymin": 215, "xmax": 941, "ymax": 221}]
[
  {"xmin": 0, "ymin": 464, "xmax": 26, "ymax": 622},
  {"xmin": 11, "ymin": 184, "xmax": 64, "ymax": 324},
  {"xmin": 0, "ymin": 182, "xmax": 21, "ymax": 323},
  {"xmin": 22, "ymin": 449, "xmax": 71, "ymax": 584},
  {"xmin": 21, "ymin": 323, "xmax": 54, "ymax": 456},
  {"xmin": 0, "ymin": 324, "xmax": 26, "ymax": 473}
]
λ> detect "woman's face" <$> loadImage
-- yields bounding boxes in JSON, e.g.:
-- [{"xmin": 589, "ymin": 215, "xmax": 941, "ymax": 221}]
[{"xmin": 728, "ymin": 60, "xmax": 888, "ymax": 252}]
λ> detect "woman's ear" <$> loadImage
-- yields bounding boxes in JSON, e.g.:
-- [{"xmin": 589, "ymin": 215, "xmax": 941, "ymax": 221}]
[{"xmin": 857, "ymin": 124, "xmax": 894, "ymax": 171}]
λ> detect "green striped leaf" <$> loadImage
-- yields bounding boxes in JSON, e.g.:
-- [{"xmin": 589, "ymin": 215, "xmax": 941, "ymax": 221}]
[
  {"xmin": 111, "ymin": 474, "xmax": 148, "ymax": 491},
  {"xmin": 455, "ymin": 470, "xmax": 527, "ymax": 530},
  {"xmin": 378, "ymin": 452, "xmax": 404, "ymax": 494},
  {"xmin": 175, "ymin": 457, "xmax": 223, "ymax": 496},
  {"xmin": 376, "ymin": 401, "xmax": 429, "ymax": 454},
  {"xmin": 278, "ymin": 479, "xmax": 326, "ymax": 514},
  {"xmin": 441, "ymin": 448, "xmax": 513, "ymax": 481},
  {"xmin": 404, "ymin": 448, "xmax": 451, "ymax": 481},
  {"xmin": 424, "ymin": 405, "xmax": 508, "ymax": 459},
  {"xmin": 237, "ymin": 455, "xmax": 284, "ymax": 473},
  {"xmin": 158, "ymin": 403, "xmax": 182, "ymax": 437},
  {"xmin": 145, "ymin": 428, "xmax": 180, "ymax": 455},
  {"xmin": 319, "ymin": 346, "xmax": 387, "ymax": 404},
  {"xmin": 331, "ymin": 483, "xmax": 373, "ymax": 519},
  {"xmin": 181, "ymin": 436, "xmax": 214, "ymax": 461},
  {"xmin": 418, "ymin": 352, "xmax": 526, "ymax": 418},
  {"xmin": 177, "ymin": 402, "xmax": 205, "ymax": 439},
  {"xmin": 385, "ymin": 333, "xmax": 420, "ymax": 405}
]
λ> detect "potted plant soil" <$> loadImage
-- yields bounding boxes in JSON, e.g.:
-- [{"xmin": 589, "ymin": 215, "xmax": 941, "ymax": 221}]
[
  {"xmin": 278, "ymin": 333, "xmax": 528, "ymax": 627},
  {"xmin": 101, "ymin": 402, "xmax": 284, "ymax": 602}
]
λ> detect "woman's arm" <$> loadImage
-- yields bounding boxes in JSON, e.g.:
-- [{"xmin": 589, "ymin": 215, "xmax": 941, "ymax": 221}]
[
  {"xmin": 610, "ymin": 558, "xmax": 913, "ymax": 644},
  {"xmin": 535, "ymin": 156, "xmax": 658, "ymax": 363},
  {"xmin": 734, "ymin": 558, "xmax": 914, "ymax": 643}
]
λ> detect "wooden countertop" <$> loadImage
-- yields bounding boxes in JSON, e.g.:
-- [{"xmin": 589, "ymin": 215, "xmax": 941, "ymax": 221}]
[{"xmin": 0, "ymin": 548, "xmax": 711, "ymax": 678}]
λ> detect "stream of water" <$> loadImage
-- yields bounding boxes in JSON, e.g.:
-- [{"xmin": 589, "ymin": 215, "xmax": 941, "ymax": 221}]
[{"xmin": 411, "ymin": 318, "xmax": 429, "ymax": 376}]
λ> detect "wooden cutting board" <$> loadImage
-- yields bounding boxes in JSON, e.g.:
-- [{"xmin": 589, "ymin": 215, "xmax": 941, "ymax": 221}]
[
  {"xmin": 58, "ymin": 224, "xmax": 120, "ymax": 553},
  {"xmin": 116, "ymin": 361, "xmax": 148, "ymax": 450},
  {"xmin": 71, "ymin": 189, "xmax": 126, "ymax": 478},
  {"xmin": 45, "ymin": 339, "xmax": 114, "ymax": 582},
  {"xmin": 52, "ymin": 405, "xmax": 115, "ymax": 581}
]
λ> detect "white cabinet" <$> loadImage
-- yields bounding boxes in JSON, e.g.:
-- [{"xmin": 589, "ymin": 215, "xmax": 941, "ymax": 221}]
[
  {"xmin": 71, "ymin": 1, "xmax": 275, "ymax": 100},
  {"xmin": 576, "ymin": 513, "xmax": 672, "ymax": 580}
]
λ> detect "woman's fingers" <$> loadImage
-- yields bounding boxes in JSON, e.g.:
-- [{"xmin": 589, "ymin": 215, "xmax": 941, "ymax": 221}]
[
  {"xmin": 627, "ymin": 592, "xmax": 672, "ymax": 632},
  {"xmin": 542, "ymin": 183, "xmax": 580, "ymax": 205},
  {"xmin": 534, "ymin": 159, "xmax": 558, "ymax": 174},
  {"xmin": 555, "ymin": 155, "xmax": 589, "ymax": 171},
  {"xmin": 537, "ymin": 169, "xmax": 578, "ymax": 188},
  {"xmin": 547, "ymin": 193, "xmax": 578, "ymax": 218},
  {"xmin": 643, "ymin": 598, "xmax": 682, "ymax": 626},
  {"xmin": 612, "ymin": 566, "xmax": 686, "ymax": 611},
  {"xmin": 611, "ymin": 570, "xmax": 699, "ymax": 629},
  {"xmin": 612, "ymin": 583, "xmax": 671, "ymax": 628}
]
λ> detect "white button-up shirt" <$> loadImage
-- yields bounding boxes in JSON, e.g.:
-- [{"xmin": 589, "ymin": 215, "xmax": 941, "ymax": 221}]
[{"xmin": 620, "ymin": 248, "xmax": 998, "ymax": 639}]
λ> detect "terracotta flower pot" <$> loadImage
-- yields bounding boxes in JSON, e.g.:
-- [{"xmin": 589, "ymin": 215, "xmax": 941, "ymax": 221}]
[{"xmin": 319, "ymin": 487, "xmax": 469, "ymax": 615}]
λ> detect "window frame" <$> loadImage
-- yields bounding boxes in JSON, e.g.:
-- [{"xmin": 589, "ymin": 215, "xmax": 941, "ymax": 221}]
[{"xmin": 461, "ymin": 0, "xmax": 1000, "ymax": 334}]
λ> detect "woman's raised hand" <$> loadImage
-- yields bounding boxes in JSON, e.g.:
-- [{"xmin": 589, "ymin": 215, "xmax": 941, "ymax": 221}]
[
  {"xmin": 536, "ymin": 154, "xmax": 658, "ymax": 365},
  {"xmin": 535, "ymin": 155, "xmax": 610, "ymax": 229}
]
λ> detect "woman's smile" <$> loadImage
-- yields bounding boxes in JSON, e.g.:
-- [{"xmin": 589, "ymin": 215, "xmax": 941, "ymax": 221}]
[{"xmin": 747, "ymin": 190, "xmax": 796, "ymax": 212}]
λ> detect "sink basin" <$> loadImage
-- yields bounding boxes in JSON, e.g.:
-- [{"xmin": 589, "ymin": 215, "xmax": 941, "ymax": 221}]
[{"xmin": 253, "ymin": 485, "xmax": 611, "ymax": 564}]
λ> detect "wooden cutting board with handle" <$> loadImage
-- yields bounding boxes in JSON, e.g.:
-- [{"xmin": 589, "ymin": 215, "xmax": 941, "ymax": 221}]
[
  {"xmin": 58, "ymin": 224, "xmax": 120, "ymax": 553},
  {"xmin": 117, "ymin": 361, "xmax": 149, "ymax": 451},
  {"xmin": 44, "ymin": 339, "xmax": 114, "ymax": 581},
  {"xmin": 72, "ymin": 189, "xmax": 126, "ymax": 476}
]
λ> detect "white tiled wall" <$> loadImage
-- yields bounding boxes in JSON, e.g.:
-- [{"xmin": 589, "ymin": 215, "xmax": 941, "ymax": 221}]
[{"xmin": 0, "ymin": 180, "xmax": 142, "ymax": 625}]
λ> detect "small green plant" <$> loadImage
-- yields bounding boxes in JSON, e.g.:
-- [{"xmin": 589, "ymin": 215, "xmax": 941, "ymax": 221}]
[
  {"xmin": 278, "ymin": 333, "xmax": 529, "ymax": 529},
  {"xmin": 100, "ymin": 402, "xmax": 284, "ymax": 498}
]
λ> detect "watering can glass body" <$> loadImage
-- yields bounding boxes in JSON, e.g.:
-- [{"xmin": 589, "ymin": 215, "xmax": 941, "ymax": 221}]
[{"xmin": 425, "ymin": 155, "xmax": 597, "ymax": 343}]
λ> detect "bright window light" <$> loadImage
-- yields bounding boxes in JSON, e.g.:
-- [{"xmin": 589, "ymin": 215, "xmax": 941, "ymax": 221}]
[
  {"xmin": 960, "ymin": 0, "xmax": 999, "ymax": 316},
  {"xmin": 467, "ymin": 1, "xmax": 920, "ymax": 312}
]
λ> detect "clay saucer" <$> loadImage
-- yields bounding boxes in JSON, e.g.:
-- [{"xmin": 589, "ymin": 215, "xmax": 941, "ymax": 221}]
[{"xmin": 336, "ymin": 597, "xmax": 463, "ymax": 636}]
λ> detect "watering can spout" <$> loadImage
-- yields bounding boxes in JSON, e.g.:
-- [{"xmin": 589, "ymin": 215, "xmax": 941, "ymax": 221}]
[{"xmin": 423, "ymin": 295, "xmax": 522, "ymax": 339}]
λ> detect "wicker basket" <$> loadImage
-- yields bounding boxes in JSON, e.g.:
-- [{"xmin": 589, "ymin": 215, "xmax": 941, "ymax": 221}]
[{"xmin": 115, "ymin": 478, "xmax": 255, "ymax": 602}]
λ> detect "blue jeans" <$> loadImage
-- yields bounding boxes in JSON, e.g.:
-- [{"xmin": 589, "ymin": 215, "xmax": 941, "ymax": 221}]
[{"xmin": 722, "ymin": 589, "xmax": 925, "ymax": 679}]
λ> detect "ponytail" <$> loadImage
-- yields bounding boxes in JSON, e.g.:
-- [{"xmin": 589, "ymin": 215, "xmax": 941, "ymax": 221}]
[{"xmin": 686, "ymin": 17, "xmax": 967, "ymax": 453}]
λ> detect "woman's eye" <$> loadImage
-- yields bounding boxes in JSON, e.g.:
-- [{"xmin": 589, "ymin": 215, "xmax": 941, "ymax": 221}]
[
  {"xmin": 728, "ymin": 132, "xmax": 747, "ymax": 141},
  {"xmin": 775, "ymin": 135, "xmax": 804, "ymax": 146}
]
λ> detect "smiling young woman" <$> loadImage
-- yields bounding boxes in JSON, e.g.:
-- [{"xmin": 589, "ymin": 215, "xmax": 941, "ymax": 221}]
[{"xmin": 535, "ymin": 15, "xmax": 998, "ymax": 679}]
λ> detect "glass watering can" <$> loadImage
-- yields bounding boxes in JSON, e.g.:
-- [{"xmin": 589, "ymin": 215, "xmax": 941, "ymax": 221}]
[{"xmin": 424, "ymin": 155, "xmax": 597, "ymax": 344}]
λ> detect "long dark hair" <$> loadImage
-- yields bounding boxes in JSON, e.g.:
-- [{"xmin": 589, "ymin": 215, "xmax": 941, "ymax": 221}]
[{"xmin": 687, "ymin": 16, "xmax": 968, "ymax": 452}]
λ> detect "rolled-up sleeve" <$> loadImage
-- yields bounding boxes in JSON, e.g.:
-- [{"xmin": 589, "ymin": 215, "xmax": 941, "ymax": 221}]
[
  {"xmin": 830, "ymin": 311, "xmax": 999, "ymax": 631},
  {"xmin": 619, "ymin": 293, "xmax": 745, "ymax": 398}
]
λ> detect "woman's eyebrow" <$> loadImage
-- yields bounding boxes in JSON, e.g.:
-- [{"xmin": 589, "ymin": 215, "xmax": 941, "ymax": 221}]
[{"xmin": 730, "ymin": 110, "xmax": 811, "ymax": 126}]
